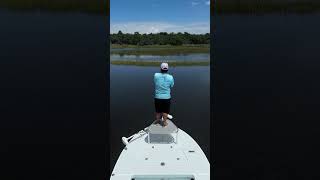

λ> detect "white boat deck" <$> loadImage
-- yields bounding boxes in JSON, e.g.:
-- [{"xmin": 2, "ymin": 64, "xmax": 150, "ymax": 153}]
[{"xmin": 111, "ymin": 120, "xmax": 210, "ymax": 180}]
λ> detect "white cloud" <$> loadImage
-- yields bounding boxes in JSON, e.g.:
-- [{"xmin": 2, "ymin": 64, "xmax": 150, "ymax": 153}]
[
  {"xmin": 205, "ymin": 1, "xmax": 210, "ymax": 5},
  {"xmin": 111, "ymin": 22, "xmax": 209, "ymax": 34}
]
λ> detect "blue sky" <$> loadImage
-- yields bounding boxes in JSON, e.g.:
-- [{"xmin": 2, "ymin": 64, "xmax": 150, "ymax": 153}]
[{"xmin": 110, "ymin": 0, "xmax": 210, "ymax": 34}]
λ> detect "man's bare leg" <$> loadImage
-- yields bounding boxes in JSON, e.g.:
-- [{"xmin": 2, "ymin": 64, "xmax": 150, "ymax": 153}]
[
  {"xmin": 162, "ymin": 113, "xmax": 168, "ymax": 126},
  {"xmin": 153, "ymin": 113, "xmax": 162, "ymax": 124}
]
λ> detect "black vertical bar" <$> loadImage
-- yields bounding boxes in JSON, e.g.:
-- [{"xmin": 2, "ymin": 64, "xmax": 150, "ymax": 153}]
[
  {"xmin": 210, "ymin": 0, "xmax": 217, "ymax": 171},
  {"xmin": 105, "ymin": 0, "xmax": 111, "ymax": 178}
]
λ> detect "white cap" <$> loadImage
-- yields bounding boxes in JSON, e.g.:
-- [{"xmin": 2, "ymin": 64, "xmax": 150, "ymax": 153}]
[{"xmin": 160, "ymin": 62, "xmax": 169, "ymax": 70}]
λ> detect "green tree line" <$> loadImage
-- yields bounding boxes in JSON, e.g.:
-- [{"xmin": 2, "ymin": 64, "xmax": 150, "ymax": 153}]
[{"xmin": 111, "ymin": 31, "xmax": 210, "ymax": 46}]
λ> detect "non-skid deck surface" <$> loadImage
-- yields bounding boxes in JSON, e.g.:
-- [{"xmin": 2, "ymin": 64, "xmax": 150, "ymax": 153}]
[
  {"xmin": 144, "ymin": 134, "xmax": 174, "ymax": 144},
  {"xmin": 148, "ymin": 120, "xmax": 178, "ymax": 134}
]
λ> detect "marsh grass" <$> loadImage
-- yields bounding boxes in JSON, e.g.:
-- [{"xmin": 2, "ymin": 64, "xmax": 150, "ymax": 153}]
[
  {"xmin": 110, "ymin": 60, "xmax": 210, "ymax": 67},
  {"xmin": 111, "ymin": 44, "xmax": 210, "ymax": 56}
]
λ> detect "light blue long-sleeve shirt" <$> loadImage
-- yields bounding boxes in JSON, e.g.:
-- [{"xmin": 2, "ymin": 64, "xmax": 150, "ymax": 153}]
[{"xmin": 154, "ymin": 72, "xmax": 174, "ymax": 99}]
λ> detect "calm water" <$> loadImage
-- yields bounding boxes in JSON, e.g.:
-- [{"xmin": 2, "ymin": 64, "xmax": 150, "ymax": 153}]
[
  {"xmin": 214, "ymin": 14, "xmax": 320, "ymax": 179},
  {"xmin": 110, "ymin": 64, "xmax": 210, "ymax": 172}
]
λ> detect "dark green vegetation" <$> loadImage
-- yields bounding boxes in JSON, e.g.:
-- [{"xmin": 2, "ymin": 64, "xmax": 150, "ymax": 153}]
[
  {"xmin": 110, "ymin": 32, "xmax": 210, "ymax": 65},
  {"xmin": 111, "ymin": 31, "xmax": 210, "ymax": 46},
  {"xmin": 111, "ymin": 44, "xmax": 209, "ymax": 56},
  {"xmin": 215, "ymin": 1, "xmax": 320, "ymax": 14},
  {"xmin": 0, "ymin": 0, "xmax": 106, "ymax": 14},
  {"xmin": 111, "ymin": 60, "xmax": 210, "ymax": 66}
]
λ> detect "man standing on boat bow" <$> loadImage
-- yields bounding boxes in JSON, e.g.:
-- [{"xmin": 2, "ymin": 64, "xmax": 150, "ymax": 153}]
[{"xmin": 153, "ymin": 62, "xmax": 174, "ymax": 127}]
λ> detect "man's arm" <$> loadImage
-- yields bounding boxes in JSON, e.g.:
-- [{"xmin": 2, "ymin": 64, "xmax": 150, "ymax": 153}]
[
  {"xmin": 171, "ymin": 76, "xmax": 174, "ymax": 87},
  {"xmin": 154, "ymin": 73, "xmax": 156, "ymax": 84}
]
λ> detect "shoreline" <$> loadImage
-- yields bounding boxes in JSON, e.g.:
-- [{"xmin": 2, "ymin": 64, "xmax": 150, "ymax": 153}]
[
  {"xmin": 110, "ymin": 60, "xmax": 210, "ymax": 67},
  {"xmin": 110, "ymin": 44, "xmax": 210, "ymax": 55}
]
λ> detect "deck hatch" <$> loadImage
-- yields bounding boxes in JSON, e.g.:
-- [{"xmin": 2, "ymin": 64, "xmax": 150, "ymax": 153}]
[{"xmin": 147, "ymin": 120, "xmax": 179, "ymax": 144}]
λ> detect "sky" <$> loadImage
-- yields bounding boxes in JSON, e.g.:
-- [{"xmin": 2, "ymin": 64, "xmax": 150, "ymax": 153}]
[{"xmin": 110, "ymin": 0, "xmax": 210, "ymax": 34}]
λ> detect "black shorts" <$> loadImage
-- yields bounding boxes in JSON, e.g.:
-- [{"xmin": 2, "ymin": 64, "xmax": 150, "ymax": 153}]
[{"xmin": 154, "ymin": 98, "xmax": 171, "ymax": 113}]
